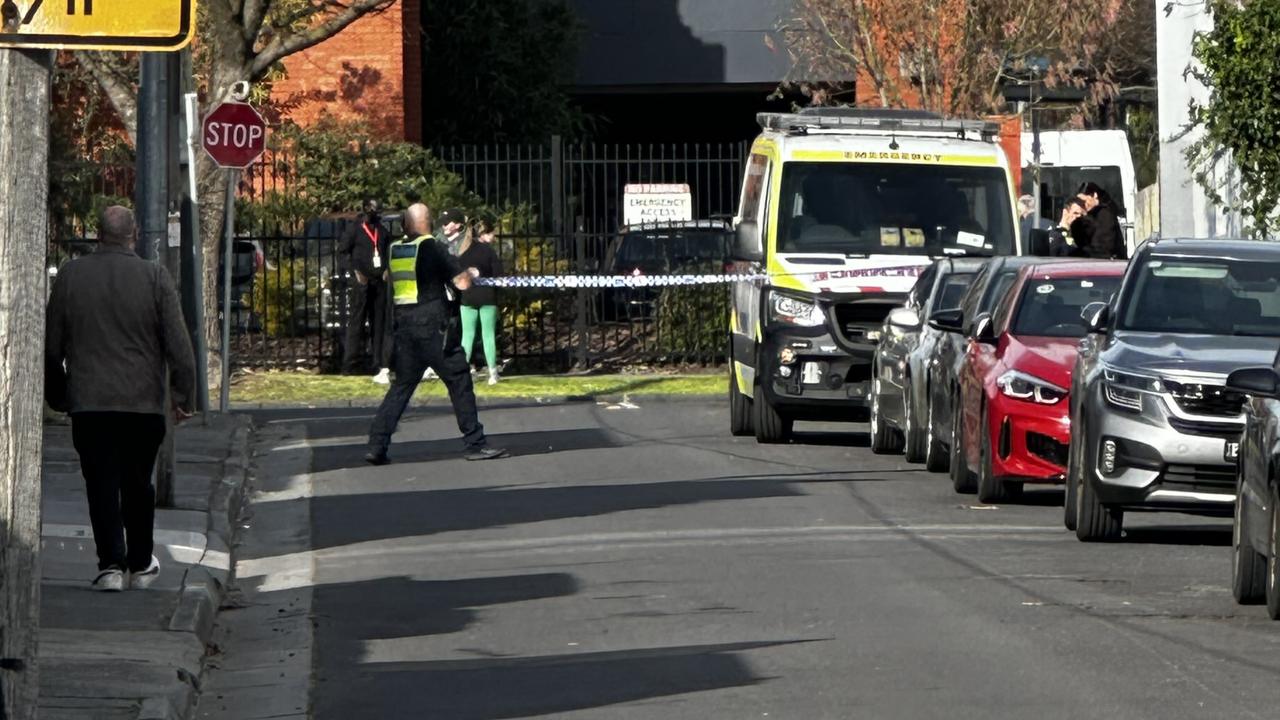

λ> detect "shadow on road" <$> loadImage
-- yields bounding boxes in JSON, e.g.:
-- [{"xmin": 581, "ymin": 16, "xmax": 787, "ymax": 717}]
[
  {"xmin": 787, "ymin": 430, "xmax": 871, "ymax": 448},
  {"xmin": 1122, "ymin": 525, "xmax": 1232, "ymax": 547},
  {"xmin": 316, "ymin": 637, "xmax": 811, "ymax": 720},
  {"xmin": 309, "ymin": 476, "xmax": 815, "ymax": 550},
  {"xmin": 1009, "ymin": 488, "xmax": 1066, "ymax": 508},
  {"xmin": 310, "ymin": 427, "xmax": 623, "ymax": 473}
]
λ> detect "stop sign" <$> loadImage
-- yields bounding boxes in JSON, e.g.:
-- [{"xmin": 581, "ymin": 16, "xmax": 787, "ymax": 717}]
[{"xmin": 203, "ymin": 102, "xmax": 267, "ymax": 169}]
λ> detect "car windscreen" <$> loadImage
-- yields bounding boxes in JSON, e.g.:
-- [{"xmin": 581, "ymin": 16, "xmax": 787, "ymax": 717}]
[
  {"xmin": 1119, "ymin": 258, "xmax": 1280, "ymax": 336},
  {"xmin": 935, "ymin": 272, "xmax": 975, "ymax": 311},
  {"xmin": 613, "ymin": 229, "xmax": 730, "ymax": 273},
  {"xmin": 1012, "ymin": 275, "xmax": 1122, "ymax": 338},
  {"xmin": 776, "ymin": 162, "xmax": 1015, "ymax": 256}
]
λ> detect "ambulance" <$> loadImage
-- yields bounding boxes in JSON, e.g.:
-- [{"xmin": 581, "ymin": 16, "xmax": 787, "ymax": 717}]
[{"xmin": 728, "ymin": 107, "xmax": 1022, "ymax": 442}]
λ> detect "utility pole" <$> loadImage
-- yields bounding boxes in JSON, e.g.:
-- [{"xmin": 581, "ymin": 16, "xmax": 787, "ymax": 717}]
[
  {"xmin": 136, "ymin": 52, "xmax": 177, "ymax": 506},
  {"xmin": 0, "ymin": 47, "xmax": 52, "ymax": 720}
]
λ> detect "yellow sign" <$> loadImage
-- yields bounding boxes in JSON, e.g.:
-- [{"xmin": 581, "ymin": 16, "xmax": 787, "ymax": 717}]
[{"xmin": 0, "ymin": 0, "xmax": 194, "ymax": 51}]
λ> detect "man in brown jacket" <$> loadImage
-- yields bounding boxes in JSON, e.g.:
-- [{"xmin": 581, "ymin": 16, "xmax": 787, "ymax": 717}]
[{"xmin": 46, "ymin": 206, "xmax": 197, "ymax": 592}]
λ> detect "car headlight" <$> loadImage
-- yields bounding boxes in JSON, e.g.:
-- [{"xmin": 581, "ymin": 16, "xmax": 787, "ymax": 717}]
[
  {"xmin": 770, "ymin": 293, "xmax": 825, "ymax": 327},
  {"xmin": 1102, "ymin": 366, "xmax": 1160, "ymax": 411},
  {"xmin": 997, "ymin": 370, "xmax": 1066, "ymax": 405}
]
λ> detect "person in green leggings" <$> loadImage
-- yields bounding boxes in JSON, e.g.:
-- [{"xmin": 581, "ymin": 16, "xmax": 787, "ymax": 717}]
[{"xmin": 458, "ymin": 218, "xmax": 503, "ymax": 385}]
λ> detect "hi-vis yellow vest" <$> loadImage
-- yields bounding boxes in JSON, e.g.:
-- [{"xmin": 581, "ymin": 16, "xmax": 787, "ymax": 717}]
[{"xmin": 389, "ymin": 235, "xmax": 430, "ymax": 306}]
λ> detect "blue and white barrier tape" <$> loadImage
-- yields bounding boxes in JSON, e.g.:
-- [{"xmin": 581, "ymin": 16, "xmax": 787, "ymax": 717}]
[{"xmin": 473, "ymin": 273, "xmax": 766, "ymax": 289}]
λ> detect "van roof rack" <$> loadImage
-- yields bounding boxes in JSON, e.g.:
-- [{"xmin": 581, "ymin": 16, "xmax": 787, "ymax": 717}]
[{"xmin": 758, "ymin": 111, "xmax": 1000, "ymax": 140}]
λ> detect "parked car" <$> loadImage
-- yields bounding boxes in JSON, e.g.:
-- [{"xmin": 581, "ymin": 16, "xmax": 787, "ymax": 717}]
[
  {"xmin": 927, "ymin": 256, "xmax": 1057, "ymax": 487},
  {"xmin": 870, "ymin": 257, "xmax": 985, "ymax": 459},
  {"xmin": 949, "ymin": 261, "xmax": 1125, "ymax": 502},
  {"xmin": 1067, "ymin": 239, "xmax": 1280, "ymax": 541},
  {"xmin": 1224, "ymin": 357, "xmax": 1280, "ymax": 617},
  {"xmin": 599, "ymin": 220, "xmax": 732, "ymax": 321}
]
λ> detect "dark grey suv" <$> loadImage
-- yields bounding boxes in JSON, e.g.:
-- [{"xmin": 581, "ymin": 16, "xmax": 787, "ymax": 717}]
[{"xmin": 1067, "ymin": 239, "xmax": 1280, "ymax": 541}]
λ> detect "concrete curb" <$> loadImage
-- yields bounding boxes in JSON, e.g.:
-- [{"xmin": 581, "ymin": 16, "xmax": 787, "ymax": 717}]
[{"xmin": 150, "ymin": 414, "xmax": 254, "ymax": 720}]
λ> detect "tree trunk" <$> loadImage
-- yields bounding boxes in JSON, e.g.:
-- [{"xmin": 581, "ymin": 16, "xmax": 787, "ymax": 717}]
[
  {"xmin": 198, "ymin": 155, "xmax": 228, "ymax": 401},
  {"xmin": 0, "ymin": 48, "xmax": 51, "ymax": 720}
]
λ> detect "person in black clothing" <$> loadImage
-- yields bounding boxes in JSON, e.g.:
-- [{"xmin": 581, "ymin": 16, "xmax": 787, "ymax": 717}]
[
  {"xmin": 458, "ymin": 217, "xmax": 504, "ymax": 385},
  {"xmin": 366, "ymin": 204, "xmax": 508, "ymax": 465},
  {"xmin": 1076, "ymin": 181, "xmax": 1128, "ymax": 260},
  {"xmin": 1048, "ymin": 198, "xmax": 1089, "ymax": 257},
  {"xmin": 339, "ymin": 198, "xmax": 395, "ymax": 381}
]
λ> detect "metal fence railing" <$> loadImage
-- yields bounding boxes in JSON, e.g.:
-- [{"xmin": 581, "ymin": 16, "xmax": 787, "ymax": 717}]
[{"xmin": 47, "ymin": 139, "xmax": 749, "ymax": 373}]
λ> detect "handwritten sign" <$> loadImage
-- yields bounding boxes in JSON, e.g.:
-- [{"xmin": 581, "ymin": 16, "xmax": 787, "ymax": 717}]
[{"xmin": 623, "ymin": 183, "xmax": 693, "ymax": 227}]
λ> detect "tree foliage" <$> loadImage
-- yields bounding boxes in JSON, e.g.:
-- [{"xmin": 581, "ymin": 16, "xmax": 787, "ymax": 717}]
[
  {"xmin": 419, "ymin": 0, "xmax": 583, "ymax": 144},
  {"xmin": 777, "ymin": 0, "xmax": 1153, "ymax": 117},
  {"xmin": 1187, "ymin": 0, "xmax": 1280, "ymax": 238}
]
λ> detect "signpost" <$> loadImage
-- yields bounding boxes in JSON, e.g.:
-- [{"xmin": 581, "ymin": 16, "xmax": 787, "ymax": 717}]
[
  {"xmin": 203, "ymin": 100, "xmax": 266, "ymax": 413},
  {"xmin": 0, "ymin": 0, "xmax": 195, "ymax": 50}
]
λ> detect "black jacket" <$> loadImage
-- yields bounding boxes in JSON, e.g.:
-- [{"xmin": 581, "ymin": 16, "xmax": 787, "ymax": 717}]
[
  {"xmin": 459, "ymin": 241, "xmax": 502, "ymax": 307},
  {"xmin": 1084, "ymin": 204, "xmax": 1126, "ymax": 260},
  {"xmin": 339, "ymin": 215, "xmax": 393, "ymax": 280},
  {"xmin": 45, "ymin": 245, "xmax": 197, "ymax": 415}
]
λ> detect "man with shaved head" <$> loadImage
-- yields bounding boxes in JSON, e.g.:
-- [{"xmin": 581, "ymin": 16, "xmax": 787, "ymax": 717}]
[
  {"xmin": 366, "ymin": 203, "xmax": 508, "ymax": 464},
  {"xmin": 46, "ymin": 205, "xmax": 196, "ymax": 592}
]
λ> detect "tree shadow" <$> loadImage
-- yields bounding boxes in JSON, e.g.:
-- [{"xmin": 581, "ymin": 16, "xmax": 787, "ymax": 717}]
[
  {"xmin": 310, "ymin": 427, "xmax": 623, "ymax": 472},
  {"xmin": 309, "ymin": 475, "xmax": 816, "ymax": 550}
]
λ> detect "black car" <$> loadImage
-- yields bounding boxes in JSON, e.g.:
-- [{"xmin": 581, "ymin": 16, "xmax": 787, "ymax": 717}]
[
  {"xmin": 1227, "ymin": 349, "xmax": 1280, "ymax": 618},
  {"xmin": 599, "ymin": 220, "xmax": 732, "ymax": 321},
  {"xmin": 927, "ymin": 256, "xmax": 1059, "ymax": 487},
  {"xmin": 870, "ymin": 257, "xmax": 984, "ymax": 460}
]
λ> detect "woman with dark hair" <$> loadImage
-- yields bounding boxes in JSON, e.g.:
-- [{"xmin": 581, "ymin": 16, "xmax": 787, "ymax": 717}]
[
  {"xmin": 1076, "ymin": 181, "xmax": 1127, "ymax": 260},
  {"xmin": 458, "ymin": 217, "xmax": 503, "ymax": 385}
]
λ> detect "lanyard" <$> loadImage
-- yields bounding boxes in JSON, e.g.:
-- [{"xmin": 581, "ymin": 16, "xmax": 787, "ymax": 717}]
[{"xmin": 362, "ymin": 224, "xmax": 379, "ymax": 250}]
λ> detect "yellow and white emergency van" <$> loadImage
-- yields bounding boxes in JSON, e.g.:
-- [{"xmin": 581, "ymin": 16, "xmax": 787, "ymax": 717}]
[{"xmin": 729, "ymin": 108, "xmax": 1022, "ymax": 442}]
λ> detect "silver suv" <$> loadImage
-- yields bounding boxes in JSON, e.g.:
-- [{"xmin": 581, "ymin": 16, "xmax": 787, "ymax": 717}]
[{"xmin": 1067, "ymin": 239, "xmax": 1280, "ymax": 541}]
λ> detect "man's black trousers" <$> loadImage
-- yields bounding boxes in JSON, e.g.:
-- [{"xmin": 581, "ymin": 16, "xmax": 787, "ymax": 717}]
[
  {"xmin": 70, "ymin": 412, "xmax": 166, "ymax": 572},
  {"xmin": 369, "ymin": 318, "xmax": 487, "ymax": 454},
  {"xmin": 343, "ymin": 279, "xmax": 391, "ymax": 373}
]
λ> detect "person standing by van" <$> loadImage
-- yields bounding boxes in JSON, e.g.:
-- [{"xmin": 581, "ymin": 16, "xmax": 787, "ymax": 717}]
[
  {"xmin": 458, "ymin": 217, "xmax": 503, "ymax": 385},
  {"xmin": 1076, "ymin": 182, "xmax": 1127, "ymax": 260}
]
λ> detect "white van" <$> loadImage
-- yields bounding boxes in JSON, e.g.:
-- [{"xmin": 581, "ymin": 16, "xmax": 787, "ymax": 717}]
[
  {"xmin": 729, "ymin": 108, "xmax": 1022, "ymax": 443},
  {"xmin": 1020, "ymin": 129, "xmax": 1137, "ymax": 251}
]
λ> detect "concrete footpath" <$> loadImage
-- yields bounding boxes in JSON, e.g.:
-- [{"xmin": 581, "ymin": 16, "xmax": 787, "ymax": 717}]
[{"xmin": 37, "ymin": 413, "xmax": 253, "ymax": 720}]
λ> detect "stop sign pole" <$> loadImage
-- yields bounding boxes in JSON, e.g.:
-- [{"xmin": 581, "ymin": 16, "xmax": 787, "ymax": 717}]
[{"xmin": 203, "ymin": 100, "xmax": 267, "ymax": 413}]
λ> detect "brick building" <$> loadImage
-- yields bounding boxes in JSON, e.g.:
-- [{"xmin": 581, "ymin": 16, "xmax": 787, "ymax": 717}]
[{"xmin": 271, "ymin": 1, "xmax": 422, "ymax": 142}]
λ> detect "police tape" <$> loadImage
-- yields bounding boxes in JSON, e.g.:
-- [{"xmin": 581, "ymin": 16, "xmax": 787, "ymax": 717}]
[
  {"xmin": 472, "ymin": 273, "xmax": 767, "ymax": 289},
  {"xmin": 471, "ymin": 264, "xmax": 928, "ymax": 289}
]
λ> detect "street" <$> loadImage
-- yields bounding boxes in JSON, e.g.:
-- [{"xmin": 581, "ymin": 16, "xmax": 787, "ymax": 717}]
[{"xmin": 197, "ymin": 398, "xmax": 1280, "ymax": 720}]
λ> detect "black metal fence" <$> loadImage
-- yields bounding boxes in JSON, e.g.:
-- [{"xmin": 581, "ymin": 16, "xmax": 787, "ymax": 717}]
[{"xmin": 47, "ymin": 139, "xmax": 749, "ymax": 373}]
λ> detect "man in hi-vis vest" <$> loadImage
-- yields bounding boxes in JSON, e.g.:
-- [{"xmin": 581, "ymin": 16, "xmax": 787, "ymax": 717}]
[{"xmin": 366, "ymin": 204, "xmax": 509, "ymax": 465}]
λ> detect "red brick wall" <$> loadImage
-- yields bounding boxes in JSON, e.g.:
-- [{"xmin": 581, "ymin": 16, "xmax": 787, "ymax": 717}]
[{"xmin": 271, "ymin": 1, "xmax": 421, "ymax": 143}]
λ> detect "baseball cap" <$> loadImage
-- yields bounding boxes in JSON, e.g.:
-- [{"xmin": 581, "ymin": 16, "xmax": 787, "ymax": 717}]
[{"xmin": 437, "ymin": 208, "xmax": 464, "ymax": 228}]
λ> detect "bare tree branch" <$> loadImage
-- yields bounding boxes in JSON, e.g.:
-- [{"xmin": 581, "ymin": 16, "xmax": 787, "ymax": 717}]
[
  {"xmin": 249, "ymin": 0, "xmax": 395, "ymax": 79},
  {"xmin": 76, "ymin": 52, "xmax": 139, "ymax": 143}
]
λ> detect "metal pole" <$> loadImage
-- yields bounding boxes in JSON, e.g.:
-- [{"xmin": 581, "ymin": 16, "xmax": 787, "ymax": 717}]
[
  {"xmin": 1031, "ymin": 74, "xmax": 1043, "ymax": 223},
  {"xmin": 181, "ymin": 89, "xmax": 209, "ymax": 416},
  {"xmin": 220, "ymin": 170, "xmax": 238, "ymax": 413}
]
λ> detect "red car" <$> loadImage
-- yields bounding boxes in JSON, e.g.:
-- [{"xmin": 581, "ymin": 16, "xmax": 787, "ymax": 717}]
[{"xmin": 950, "ymin": 261, "xmax": 1126, "ymax": 502}]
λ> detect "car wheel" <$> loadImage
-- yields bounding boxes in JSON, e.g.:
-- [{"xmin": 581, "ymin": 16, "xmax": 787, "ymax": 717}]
[
  {"xmin": 1075, "ymin": 454, "xmax": 1123, "ymax": 542},
  {"xmin": 903, "ymin": 379, "xmax": 926, "ymax": 464},
  {"xmin": 925, "ymin": 385, "xmax": 949, "ymax": 473},
  {"xmin": 729, "ymin": 367, "xmax": 754, "ymax": 437},
  {"xmin": 1232, "ymin": 476, "xmax": 1266, "ymax": 605},
  {"xmin": 1267, "ymin": 489, "xmax": 1280, "ymax": 620},
  {"xmin": 870, "ymin": 375, "xmax": 904, "ymax": 454},
  {"xmin": 1063, "ymin": 417, "xmax": 1081, "ymax": 531},
  {"xmin": 977, "ymin": 406, "xmax": 1016, "ymax": 503},
  {"xmin": 753, "ymin": 383, "xmax": 792, "ymax": 444},
  {"xmin": 950, "ymin": 397, "xmax": 976, "ymax": 493}
]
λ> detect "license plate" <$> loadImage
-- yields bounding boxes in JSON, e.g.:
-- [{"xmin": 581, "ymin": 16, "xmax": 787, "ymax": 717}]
[{"xmin": 1225, "ymin": 441, "xmax": 1240, "ymax": 461}]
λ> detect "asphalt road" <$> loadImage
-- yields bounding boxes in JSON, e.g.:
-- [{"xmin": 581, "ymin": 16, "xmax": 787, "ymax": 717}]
[{"xmin": 233, "ymin": 398, "xmax": 1280, "ymax": 719}]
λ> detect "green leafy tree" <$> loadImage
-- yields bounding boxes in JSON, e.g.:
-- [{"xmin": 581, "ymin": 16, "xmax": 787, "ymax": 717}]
[{"xmin": 1186, "ymin": 0, "xmax": 1280, "ymax": 238}]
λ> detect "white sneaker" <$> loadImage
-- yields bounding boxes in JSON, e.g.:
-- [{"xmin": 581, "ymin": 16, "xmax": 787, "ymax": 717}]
[
  {"xmin": 423, "ymin": 368, "xmax": 438, "ymax": 381},
  {"xmin": 130, "ymin": 555, "xmax": 161, "ymax": 590},
  {"xmin": 92, "ymin": 568, "xmax": 124, "ymax": 592},
  {"xmin": 373, "ymin": 368, "xmax": 391, "ymax": 385}
]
